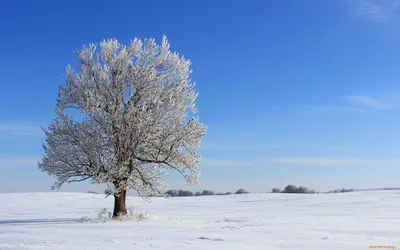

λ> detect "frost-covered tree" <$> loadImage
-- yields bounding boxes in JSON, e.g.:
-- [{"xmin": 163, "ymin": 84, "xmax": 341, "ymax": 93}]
[{"xmin": 39, "ymin": 36, "xmax": 206, "ymax": 217}]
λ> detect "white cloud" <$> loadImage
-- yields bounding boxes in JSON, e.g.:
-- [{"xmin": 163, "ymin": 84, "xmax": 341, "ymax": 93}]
[
  {"xmin": 373, "ymin": 90, "xmax": 400, "ymax": 108},
  {"xmin": 269, "ymin": 156, "xmax": 400, "ymax": 167},
  {"xmin": 302, "ymin": 105, "xmax": 366, "ymax": 115},
  {"xmin": 302, "ymin": 94, "xmax": 395, "ymax": 115},
  {"xmin": 348, "ymin": 95, "xmax": 393, "ymax": 110},
  {"xmin": 349, "ymin": 0, "xmax": 400, "ymax": 21}
]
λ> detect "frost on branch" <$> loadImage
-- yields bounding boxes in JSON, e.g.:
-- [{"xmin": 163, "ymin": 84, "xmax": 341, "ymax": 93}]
[{"xmin": 39, "ymin": 36, "xmax": 206, "ymax": 198}]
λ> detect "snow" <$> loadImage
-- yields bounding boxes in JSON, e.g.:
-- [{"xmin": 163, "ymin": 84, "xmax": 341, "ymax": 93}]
[{"xmin": 0, "ymin": 190, "xmax": 399, "ymax": 249}]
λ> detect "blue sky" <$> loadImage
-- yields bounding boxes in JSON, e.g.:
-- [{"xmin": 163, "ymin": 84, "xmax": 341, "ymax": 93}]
[{"xmin": 1, "ymin": 0, "xmax": 400, "ymax": 193}]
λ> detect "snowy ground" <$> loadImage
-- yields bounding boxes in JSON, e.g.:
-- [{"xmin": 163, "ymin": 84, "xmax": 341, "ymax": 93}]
[{"xmin": 0, "ymin": 190, "xmax": 399, "ymax": 250}]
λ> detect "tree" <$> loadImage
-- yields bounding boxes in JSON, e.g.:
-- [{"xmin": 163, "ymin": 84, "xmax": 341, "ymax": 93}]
[
  {"xmin": 183, "ymin": 190, "xmax": 194, "ymax": 196},
  {"xmin": 235, "ymin": 188, "xmax": 248, "ymax": 194},
  {"xmin": 297, "ymin": 186, "xmax": 309, "ymax": 194},
  {"xmin": 271, "ymin": 188, "xmax": 281, "ymax": 193},
  {"xmin": 195, "ymin": 191, "xmax": 202, "ymax": 196},
  {"xmin": 166, "ymin": 189, "xmax": 178, "ymax": 197},
  {"xmin": 282, "ymin": 185, "xmax": 297, "ymax": 193},
  {"xmin": 178, "ymin": 190, "xmax": 194, "ymax": 197},
  {"xmin": 281, "ymin": 185, "xmax": 316, "ymax": 194},
  {"xmin": 39, "ymin": 36, "xmax": 207, "ymax": 217},
  {"xmin": 201, "ymin": 190, "xmax": 215, "ymax": 196}
]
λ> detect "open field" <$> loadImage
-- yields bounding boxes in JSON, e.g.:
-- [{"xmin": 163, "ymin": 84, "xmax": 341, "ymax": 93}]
[{"xmin": 0, "ymin": 190, "xmax": 399, "ymax": 249}]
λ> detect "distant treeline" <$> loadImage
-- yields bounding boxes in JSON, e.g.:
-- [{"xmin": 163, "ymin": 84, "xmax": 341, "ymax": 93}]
[
  {"xmin": 165, "ymin": 188, "xmax": 248, "ymax": 197},
  {"xmin": 272, "ymin": 186, "xmax": 358, "ymax": 194},
  {"xmin": 325, "ymin": 188, "xmax": 355, "ymax": 193},
  {"xmin": 93, "ymin": 186, "xmax": 399, "ymax": 197},
  {"xmin": 326, "ymin": 187, "xmax": 400, "ymax": 193}
]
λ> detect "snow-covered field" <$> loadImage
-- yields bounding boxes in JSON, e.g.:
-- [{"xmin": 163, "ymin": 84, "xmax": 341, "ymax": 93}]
[{"xmin": 0, "ymin": 190, "xmax": 399, "ymax": 250}]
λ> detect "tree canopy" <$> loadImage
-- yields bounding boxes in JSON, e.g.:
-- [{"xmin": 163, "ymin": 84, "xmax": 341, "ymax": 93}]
[{"xmin": 39, "ymin": 36, "xmax": 206, "ymax": 216}]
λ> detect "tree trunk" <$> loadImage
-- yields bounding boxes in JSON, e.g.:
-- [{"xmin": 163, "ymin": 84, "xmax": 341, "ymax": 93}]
[{"xmin": 112, "ymin": 189, "xmax": 127, "ymax": 218}]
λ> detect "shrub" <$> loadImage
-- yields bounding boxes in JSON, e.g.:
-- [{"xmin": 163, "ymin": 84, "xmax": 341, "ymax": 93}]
[
  {"xmin": 216, "ymin": 192, "xmax": 233, "ymax": 195},
  {"xmin": 195, "ymin": 191, "xmax": 202, "ymax": 196},
  {"xmin": 341, "ymin": 188, "xmax": 354, "ymax": 193},
  {"xmin": 98, "ymin": 207, "xmax": 111, "ymax": 220},
  {"xmin": 326, "ymin": 188, "xmax": 354, "ymax": 194},
  {"xmin": 271, "ymin": 188, "xmax": 281, "ymax": 193},
  {"xmin": 235, "ymin": 188, "xmax": 248, "ymax": 194},
  {"xmin": 125, "ymin": 205, "xmax": 150, "ymax": 220}
]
